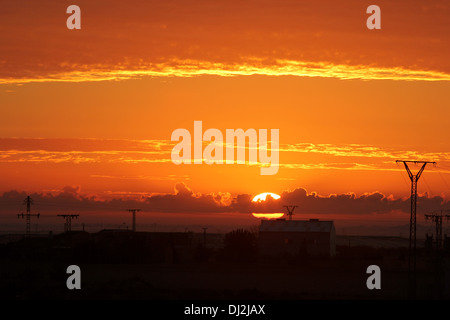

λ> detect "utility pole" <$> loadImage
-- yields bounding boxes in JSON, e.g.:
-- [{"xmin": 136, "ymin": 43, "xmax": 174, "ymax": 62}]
[
  {"xmin": 396, "ymin": 160, "xmax": 436, "ymax": 299},
  {"xmin": 128, "ymin": 209, "xmax": 141, "ymax": 232},
  {"xmin": 17, "ymin": 196, "xmax": 40, "ymax": 237},
  {"xmin": 57, "ymin": 214, "xmax": 79, "ymax": 232},
  {"xmin": 283, "ymin": 205, "xmax": 298, "ymax": 221}
]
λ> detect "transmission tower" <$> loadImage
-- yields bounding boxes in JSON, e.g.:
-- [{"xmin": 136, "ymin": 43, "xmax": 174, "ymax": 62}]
[
  {"xmin": 57, "ymin": 214, "xmax": 80, "ymax": 232},
  {"xmin": 396, "ymin": 160, "xmax": 436, "ymax": 299},
  {"xmin": 17, "ymin": 196, "xmax": 40, "ymax": 237},
  {"xmin": 425, "ymin": 210, "xmax": 450, "ymax": 250},
  {"xmin": 425, "ymin": 209, "xmax": 449, "ymax": 298},
  {"xmin": 283, "ymin": 205, "xmax": 298, "ymax": 221},
  {"xmin": 128, "ymin": 209, "xmax": 141, "ymax": 232}
]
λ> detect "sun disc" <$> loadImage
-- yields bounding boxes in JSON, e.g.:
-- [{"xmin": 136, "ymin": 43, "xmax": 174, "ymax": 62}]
[
  {"xmin": 252, "ymin": 192, "xmax": 280, "ymax": 202},
  {"xmin": 252, "ymin": 213, "xmax": 284, "ymax": 219}
]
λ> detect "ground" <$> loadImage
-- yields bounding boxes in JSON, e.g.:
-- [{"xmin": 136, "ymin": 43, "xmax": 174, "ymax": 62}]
[{"xmin": 0, "ymin": 234, "xmax": 447, "ymax": 300}]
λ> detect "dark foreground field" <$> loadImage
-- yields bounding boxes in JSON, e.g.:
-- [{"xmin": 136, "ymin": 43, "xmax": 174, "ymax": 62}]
[{"xmin": 0, "ymin": 232, "xmax": 448, "ymax": 300}]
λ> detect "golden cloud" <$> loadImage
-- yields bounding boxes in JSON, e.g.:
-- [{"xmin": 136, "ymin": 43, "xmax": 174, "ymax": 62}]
[{"xmin": 2, "ymin": 59, "xmax": 450, "ymax": 85}]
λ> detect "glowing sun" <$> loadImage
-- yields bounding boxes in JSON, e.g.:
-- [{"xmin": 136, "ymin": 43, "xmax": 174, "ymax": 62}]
[
  {"xmin": 251, "ymin": 192, "xmax": 283, "ymax": 219},
  {"xmin": 252, "ymin": 192, "xmax": 281, "ymax": 202}
]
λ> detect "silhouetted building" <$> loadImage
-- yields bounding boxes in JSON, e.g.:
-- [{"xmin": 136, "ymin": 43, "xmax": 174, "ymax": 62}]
[{"xmin": 258, "ymin": 219, "xmax": 336, "ymax": 257}]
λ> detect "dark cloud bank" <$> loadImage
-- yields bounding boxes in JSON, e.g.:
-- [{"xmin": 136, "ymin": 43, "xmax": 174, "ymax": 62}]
[{"xmin": 0, "ymin": 183, "xmax": 448, "ymax": 216}]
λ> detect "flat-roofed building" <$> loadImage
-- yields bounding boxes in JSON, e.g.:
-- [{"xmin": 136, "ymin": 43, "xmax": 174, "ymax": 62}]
[{"xmin": 259, "ymin": 219, "xmax": 336, "ymax": 257}]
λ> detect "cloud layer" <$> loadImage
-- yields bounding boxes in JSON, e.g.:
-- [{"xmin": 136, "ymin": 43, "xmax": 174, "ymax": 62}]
[
  {"xmin": 2, "ymin": 60, "xmax": 450, "ymax": 84},
  {"xmin": 1, "ymin": 183, "xmax": 448, "ymax": 216},
  {"xmin": 1, "ymin": 138, "xmax": 450, "ymax": 172},
  {"xmin": 1, "ymin": 0, "xmax": 449, "ymax": 83}
]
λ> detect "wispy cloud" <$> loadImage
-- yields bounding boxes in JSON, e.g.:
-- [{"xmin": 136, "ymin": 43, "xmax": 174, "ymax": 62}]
[
  {"xmin": 0, "ymin": 138, "xmax": 173, "ymax": 164},
  {"xmin": 282, "ymin": 143, "xmax": 450, "ymax": 162},
  {"xmin": 0, "ymin": 150, "xmax": 171, "ymax": 164},
  {"xmin": 2, "ymin": 59, "xmax": 450, "ymax": 85},
  {"xmin": 90, "ymin": 174, "xmax": 190, "ymax": 182},
  {"xmin": 2, "ymin": 1, "xmax": 449, "ymax": 85},
  {"xmin": 1, "ymin": 138, "xmax": 449, "ymax": 173}
]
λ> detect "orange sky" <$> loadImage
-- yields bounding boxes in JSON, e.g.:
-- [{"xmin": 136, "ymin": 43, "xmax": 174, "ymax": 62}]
[{"xmin": 0, "ymin": 0, "xmax": 449, "ymax": 225}]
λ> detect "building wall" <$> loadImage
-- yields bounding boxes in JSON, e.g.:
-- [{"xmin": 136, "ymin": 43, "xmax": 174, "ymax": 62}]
[
  {"xmin": 259, "ymin": 228, "xmax": 336, "ymax": 257},
  {"xmin": 329, "ymin": 225, "xmax": 336, "ymax": 256}
]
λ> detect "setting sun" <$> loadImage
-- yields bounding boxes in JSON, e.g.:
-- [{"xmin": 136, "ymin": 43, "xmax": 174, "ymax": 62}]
[
  {"xmin": 252, "ymin": 213, "xmax": 284, "ymax": 219},
  {"xmin": 252, "ymin": 192, "xmax": 281, "ymax": 202},
  {"xmin": 251, "ymin": 192, "xmax": 283, "ymax": 219}
]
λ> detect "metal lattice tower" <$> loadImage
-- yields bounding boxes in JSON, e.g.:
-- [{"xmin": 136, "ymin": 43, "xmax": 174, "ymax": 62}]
[
  {"xmin": 425, "ymin": 210, "xmax": 450, "ymax": 250},
  {"xmin": 17, "ymin": 196, "xmax": 40, "ymax": 237},
  {"xmin": 128, "ymin": 209, "xmax": 141, "ymax": 232},
  {"xmin": 283, "ymin": 205, "xmax": 298, "ymax": 221},
  {"xmin": 396, "ymin": 160, "xmax": 436, "ymax": 299},
  {"xmin": 57, "ymin": 214, "xmax": 80, "ymax": 232}
]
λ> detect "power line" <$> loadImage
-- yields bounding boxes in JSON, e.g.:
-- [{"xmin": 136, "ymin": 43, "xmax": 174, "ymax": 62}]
[
  {"xmin": 422, "ymin": 176, "xmax": 434, "ymax": 196},
  {"xmin": 397, "ymin": 161, "xmax": 412, "ymax": 189},
  {"xmin": 32, "ymin": 200, "xmax": 131, "ymax": 211},
  {"xmin": 437, "ymin": 170, "xmax": 450, "ymax": 191}
]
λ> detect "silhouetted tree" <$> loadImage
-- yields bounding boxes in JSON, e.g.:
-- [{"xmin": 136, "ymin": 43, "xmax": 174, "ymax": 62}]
[{"xmin": 221, "ymin": 228, "xmax": 257, "ymax": 262}]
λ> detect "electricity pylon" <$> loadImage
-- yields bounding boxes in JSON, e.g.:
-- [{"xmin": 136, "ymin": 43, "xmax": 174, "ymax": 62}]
[
  {"xmin": 425, "ymin": 210, "xmax": 450, "ymax": 250},
  {"xmin": 17, "ymin": 196, "xmax": 40, "ymax": 237},
  {"xmin": 396, "ymin": 160, "xmax": 436, "ymax": 299},
  {"xmin": 425, "ymin": 209, "xmax": 449, "ymax": 298},
  {"xmin": 128, "ymin": 209, "xmax": 141, "ymax": 232},
  {"xmin": 283, "ymin": 205, "xmax": 298, "ymax": 221},
  {"xmin": 57, "ymin": 214, "xmax": 80, "ymax": 232}
]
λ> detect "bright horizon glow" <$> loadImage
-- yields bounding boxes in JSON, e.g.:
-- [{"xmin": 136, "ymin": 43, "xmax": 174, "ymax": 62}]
[
  {"xmin": 252, "ymin": 212, "xmax": 284, "ymax": 219},
  {"xmin": 252, "ymin": 192, "xmax": 281, "ymax": 202}
]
